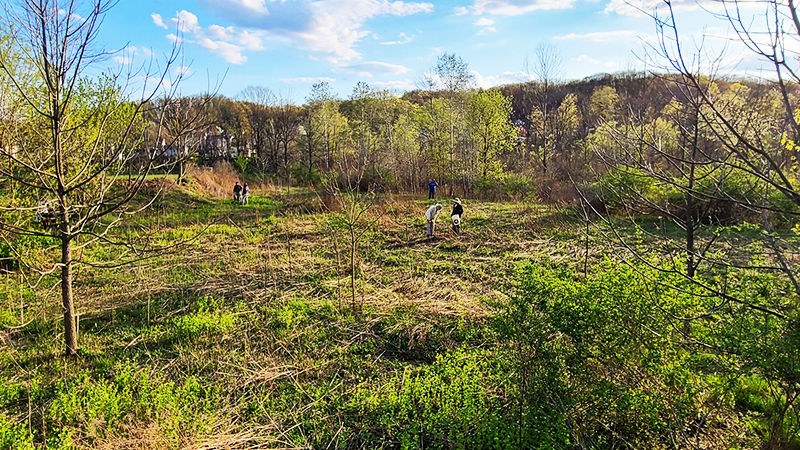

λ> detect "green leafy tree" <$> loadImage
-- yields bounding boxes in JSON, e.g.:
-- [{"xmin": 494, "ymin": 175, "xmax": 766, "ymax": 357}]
[
  {"xmin": 588, "ymin": 86, "xmax": 620, "ymax": 125},
  {"xmin": 468, "ymin": 89, "xmax": 515, "ymax": 180}
]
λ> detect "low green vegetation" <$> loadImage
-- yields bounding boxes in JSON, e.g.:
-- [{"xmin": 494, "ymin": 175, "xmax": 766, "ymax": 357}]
[{"xmin": 1, "ymin": 185, "xmax": 798, "ymax": 448}]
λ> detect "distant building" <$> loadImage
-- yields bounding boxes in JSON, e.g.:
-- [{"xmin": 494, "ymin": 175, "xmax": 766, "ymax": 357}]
[
  {"xmin": 200, "ymin": 126, "xmax": 232, "ymax": 161},
  {"xmin": 513, "ymin": 120, "xmax": 528, "ymax": 144}
]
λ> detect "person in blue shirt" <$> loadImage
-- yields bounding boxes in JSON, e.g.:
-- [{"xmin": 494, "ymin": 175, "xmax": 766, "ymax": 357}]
[{"xmin": 428, "ymin": 179, "xmax": 438, "ymax": 199}]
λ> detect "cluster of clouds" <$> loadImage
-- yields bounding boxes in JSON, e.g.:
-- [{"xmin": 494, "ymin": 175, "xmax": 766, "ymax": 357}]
[
  {"xmin": 150, "ymin": 0, "xmax": 641, "ymax": 76},
  {"xmin": 142, "ymin": 0, "xmax": 785, "ymax": 94},
  {"xmin": 455, "ymin": 0, "xmax": 577, "ymax": 17},
  {"xmin": 151, "ymin": 0, "xmax": 433, "ymax": 67},
  {"xmin": 152, "ymin": 10, "xmax": 265, "ymax": 65}
]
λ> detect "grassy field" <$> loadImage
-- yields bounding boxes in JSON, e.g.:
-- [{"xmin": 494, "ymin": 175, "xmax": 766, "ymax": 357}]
[{"xmin": 0, "ymin": 183, "xmax": 797, "ymax": 448}]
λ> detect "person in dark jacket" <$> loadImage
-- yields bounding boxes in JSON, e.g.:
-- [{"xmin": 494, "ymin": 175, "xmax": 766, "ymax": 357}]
[
  {"xmin": 451, "ymin": 198, "xmax": 463, "ymax": 234},
  {"xmin": 428, "ymin": 179, "xmax": 438, "ymax": 199},
  {"xmin": 233, "ymin": 182, "xmax": 242, "ymax": 202}
]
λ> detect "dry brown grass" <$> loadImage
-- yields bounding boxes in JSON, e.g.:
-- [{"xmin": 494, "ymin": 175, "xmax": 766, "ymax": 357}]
[
  {"xmin": 93, "ymin": 423, "xmax": 178, "ymax": 449},
  {"xmin": 188, "ymin": 163, "xmax": 241, "ymax": 199},
  {"xmin": 188, "ymin": 162, "xmax": 281, "ymax": 199}
]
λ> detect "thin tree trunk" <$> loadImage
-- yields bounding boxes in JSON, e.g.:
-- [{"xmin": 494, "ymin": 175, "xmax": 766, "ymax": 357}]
[
  {"xmin": 449, "ymin": 104, "xmax": 455, "ymax": 196},
  {"xmin": 61, "ymin": 232, "xmax": 77, "ymax": 355},
  {"xmin": 350, "ymin": 231, "xmax": 356, "ymax": 310},
  {"xmin": 686, "ymin": 106, "xmax": 699, "ymax": 279}
]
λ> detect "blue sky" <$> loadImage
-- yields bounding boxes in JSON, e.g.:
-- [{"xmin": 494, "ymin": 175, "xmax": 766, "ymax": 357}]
[{"xmin": 96, "ymin": 0, "xmax": 774, "ymax": 102}]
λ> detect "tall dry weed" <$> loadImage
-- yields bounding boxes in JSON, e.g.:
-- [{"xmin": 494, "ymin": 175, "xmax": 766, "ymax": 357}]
[{"xmin": 188, "ymin": 162, "xmax": 280, "ymax": 199}]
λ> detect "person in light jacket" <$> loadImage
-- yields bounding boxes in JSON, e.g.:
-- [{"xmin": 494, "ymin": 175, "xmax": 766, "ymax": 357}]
[
  {"xmin": 241, "ymin": 183, "xmax": 250, "ymax": 204},
  {"xmin": 425, "ymin": 203, "xmax": 443, "ymax": 237}
]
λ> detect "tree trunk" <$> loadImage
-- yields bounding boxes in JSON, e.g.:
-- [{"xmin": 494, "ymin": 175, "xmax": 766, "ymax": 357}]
[
  {"xmin": 542, "ymin": 82, "xmax": 549, "ymax": 174},
  {"xmin": 61, "ymin": 229, "xmax": 77, "ymax": 355},
  {"xmin": 350, "ymin": 231, "xmax": 356, "ymax": 310},
  {"xmin": 306, "ymin": 116, "xmax": 315, "ymax": 179},
  {"xmin": 449, "ymin": 102, "xmax": 455, "ymax": 196},
  {"xmin": 177, "ymin": 158, "xmax": 185, "ymax": 185},
  {"xmin": 686, "ymin": 105, "xmax": 699, "ymax": 279}
]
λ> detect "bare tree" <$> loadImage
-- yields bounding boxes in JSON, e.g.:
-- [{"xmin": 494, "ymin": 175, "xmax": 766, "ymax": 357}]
[
  {"xmin": 272, "ymin": 96, "xmax": 300, "ymax": 192},
  {"xmin": 321, "ymin": 156, "xmax": 382, "ymax": 313},
  {"xmin": 0, "ymin": 0, "xmax": 186, "ymax": 355},
  {"xmin": 621, "ymin": 0, "xmax": 800, "ymax": 299},
  {"xmin": 526, "ymin": 42, "xmax": 563, "ymax": 175},
  {"xmin": 239, "ymin": 86, "xmax": 274, "ymax": 171},
  {"xmin": 576, "ymin": 3, "xmax": 800, "ymax": 443},
  {"xmin": 149, "ymin": 94, "xmax": 214, "ymax": 185},
  {"xmin": 433, "ymin": 53, "xmax": 474, "ymax": 195},
  {"xmin": 302, "ymin": 81, "xmax": 334, "ymax": 179}
]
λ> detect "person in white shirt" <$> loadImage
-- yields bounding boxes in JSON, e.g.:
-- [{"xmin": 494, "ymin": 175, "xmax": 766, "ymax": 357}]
[{"xmin": 425, "ymin": 203, "xmax": 443, "ymax": 237}]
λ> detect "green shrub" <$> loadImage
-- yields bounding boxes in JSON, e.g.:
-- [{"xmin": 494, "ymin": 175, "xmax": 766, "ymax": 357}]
[
  {"xmin": 0, "ymin": 234, "xmax": 58, "ymax": 271},
  {"xmin": 361, "ymin": 166, "xmax": 396, "ymax": 192},
  {"xmin": 47, "ymin": 363, "xmax": 217, "ymax": 445},
  {"xmin": 290, "ymin": 162, "xmax": 324, "ymax": 187},
  {"xmin": 0, "ymin": 414, "xmax": 34, "ymax": 450},
  {"xmin": 595, "ymin": 167, "xmax": 799, "ymax": 224},
  {"xmin": 495, "ymin": 260, "xmax": 800, "ymax": 448},
  {"xmin": 231, "ymin": 154, "xmax": 251, "ymax": 174},
  {"xmin": 494, "ymin": 262, "xmax": 700, "ymax": 447},
  {"xmin": 346, "ymin": 349, "xmax": 569, "ymax": 448},
  {"xmin": 502, "ymin": 173, "xmax": 534, "ymax": 199},
  {"xmin": 595, "ymin": 168, "xmax": 657, "ymax": 209},
  {"xmin": 169, "ymin": 296, "xmax": 235, "ymax": 340}
]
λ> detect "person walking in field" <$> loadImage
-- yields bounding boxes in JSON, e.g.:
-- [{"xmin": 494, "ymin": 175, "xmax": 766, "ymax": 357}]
[
  {"xmin": 428, "ymin": 179, "xmax": 438, "ymax": 199},
  {"xmin": 242, "ymin": 183, "xmax": 250, "ymax": 204},
  {"xmin": 425, "ymin": 203, "xmax": 443, "ymax": 237},
  {"xmin": 233, "ymin": 181, "xmax": 242, "ymax": 202},
  {"xmin": 451, "ymin": 198, "xmax": 463, "ymax": 234}
]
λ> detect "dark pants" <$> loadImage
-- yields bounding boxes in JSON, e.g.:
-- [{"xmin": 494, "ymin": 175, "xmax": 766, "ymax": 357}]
[{"xmin": 428, "ymin": 189, "xmax": 435, "ymax": 199}]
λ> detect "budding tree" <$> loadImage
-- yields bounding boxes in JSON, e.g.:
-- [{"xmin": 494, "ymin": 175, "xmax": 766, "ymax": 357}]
[{"xmin": 0, "ymin": 0, "xmax": 186, "ymax": 355}]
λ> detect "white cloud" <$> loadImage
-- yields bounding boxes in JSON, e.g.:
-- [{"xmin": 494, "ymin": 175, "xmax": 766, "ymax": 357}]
[
  {"xmin": 576, "ymin": 54, "xmax": 601, "ymax": 65},
  {"xmin": 213, "ymin": 0, "xmax": 269, "ymax": 14},
  {"xmin": 207, "ymin": 24, "xmax": 234, "ymax": 41},
  {"xmin": 166, "ymin": 33, "xmax": 184, "ymax": 44},
  {"xmin": 465, "ymin": 0, "xmax": 577, "ymax": 16},
  {"xmin": 171, "ymin": 10, "xmax": 199, "ymax": 33},
  {"xmin": 239, "ymin": 30, "xmax": 265, "ymax": 51},
  {"xmin": 197, "ymin": 37, "xmax": 248, "ymax": 64},
  {"xmin": 371, "ymin": 78, "xmax": 416, "ymax": 91},
  {"xmin": 554, "ymin": 30, "xmax": 636, "ymax": 42},
  {"xmin": 158, "ymin": 10, "xmax": 268, "ymax": 65},
  {"xmin": 113, "ymin": 46, "xmax": 155, "ymax": 64},
  {"xmin": 151, "ymin": 13, "xmax": 168, "ymax": 29},
  {"xmin": 155, "ymin": 1, "xmax": 435, "ymax": 65},
  {"xmin": 474, "ymin": 17, "xmax": 496, "ymax": 33},
  {"xmin": 603, "ymin": 0, "xmax": 720, "ymax": 16},
  {"xmin": 453, "ymin": 6, "xmax": 470, "ymax": 15},
  {"xmin": 341, "ymin": 61, "xmax": 411, "ymax": 76},
  {"xmin": 195, "ymin": 0, "xmax": 434, "ymax": 62},
  {"xmin": 289, "ymin": 1, "xmax": 433, "ymax": 61},
  {"xmin": 381, "ymin": 32, "xmax": 413, "ymax": 45},
  {"xmin": 472, "ymin": 69, "xmax": 533, "ymax": 88},
  {"xmin": 281, "ymin": 76, "xmax": 337, "ymax": 84},
  {"xmin": 175, "ymin": 65, "xmax": 194, "ymax": 77}
]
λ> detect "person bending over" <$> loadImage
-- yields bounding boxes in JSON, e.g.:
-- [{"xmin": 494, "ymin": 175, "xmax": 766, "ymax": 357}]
[{"xmin": 425, "ymin": 203, "xmax": 443, "ymax": 237}]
